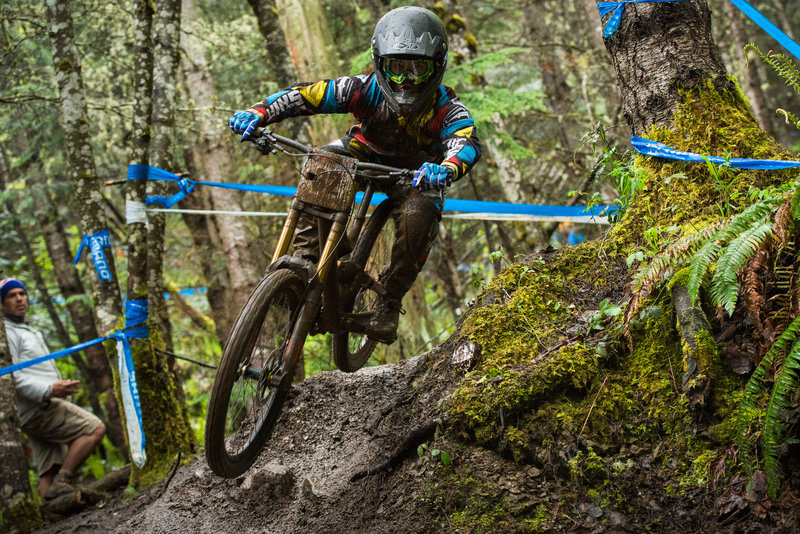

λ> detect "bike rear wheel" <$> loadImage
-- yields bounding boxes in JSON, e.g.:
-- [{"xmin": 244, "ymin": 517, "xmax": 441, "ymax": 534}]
[
  {"xmin": 332, "ymin": 198, "xmax": 395, "ymax": 372},
  {"xmin": 205, "ymin": 270, "xmax": 304, "ymax": 478}
]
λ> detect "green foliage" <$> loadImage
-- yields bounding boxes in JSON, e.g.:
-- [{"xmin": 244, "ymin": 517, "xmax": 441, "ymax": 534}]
[
  {"xmin": 577, "ymin": 124, "xmax": 646, "ymax": 223},
  {"xmin": 737, "ymin": 316, "xmax": 800, "ymax": 497},
  {"xmin": 629, "ymin": 177, "xmax": 800, "ymax": 496},
  {"xmin": 700, "ymin": 153, "xmax": 739, "ymax": 216},
  {"xmin": 444, "ymin": 48, "xmax": 545, "ymax": 159},
  {"xmin": 417, "ymin": 442, "xmax": 452, "ymax": 466},
  {"xmin": 631, "ymin": 193, "xmax": 783, "ymax": 314},
  {"xmin": 709, "ymin": 220, "xmax": 773, "ymax": 315},
  {"xmin": 745, "ymin": 44, "xmax": 800, "ymax": 130},
  {"xmin": 586, "ymin": 298, "xmax": 622, "ymax": 333}
]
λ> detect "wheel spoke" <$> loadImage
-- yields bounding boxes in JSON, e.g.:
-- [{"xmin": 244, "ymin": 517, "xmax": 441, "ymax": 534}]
[{"xmin": 205, "ymin": 270, "xmax": 304, "ymax": 477}]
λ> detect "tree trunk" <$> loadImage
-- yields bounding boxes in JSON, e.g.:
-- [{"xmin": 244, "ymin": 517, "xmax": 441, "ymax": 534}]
[
  {"xmin": 246, "ymin": 0, "xmax": 295, "ymax": 87},
  {"xmin": 274, "ymin": 0, "xmax": 342, "ymax": 143},
  {"xmin": 126, "ymin": 0, "xmax": 195, "ymax": 488},
  {"xmin": 45, "ymin": 0, "xmax": 138, "ymax": 478},
  {"xmin": 0, "ymin": 323, "xmax": 41, "ymax": 531},
  {"xmin": 600, "ymin": 0, "xmax": 732, "ymax": 136},
  {"xmin": 181, "ymin": 0, "xmax": 261, "ymax": 319},
  {"xmin": 45, "ymin": 0, "xmax": 124, "ymax": 334}
]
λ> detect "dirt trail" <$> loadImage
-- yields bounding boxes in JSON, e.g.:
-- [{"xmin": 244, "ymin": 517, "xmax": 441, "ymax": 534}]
[{"xmin": 35, "ymin": 355, "xmax": 440, "ymax": 534}]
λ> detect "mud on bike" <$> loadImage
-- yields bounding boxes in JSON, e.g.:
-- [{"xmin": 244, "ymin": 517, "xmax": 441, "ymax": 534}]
[{"xmin": 205, "ymin": 128, "xmax": 416, "ymax": 478}]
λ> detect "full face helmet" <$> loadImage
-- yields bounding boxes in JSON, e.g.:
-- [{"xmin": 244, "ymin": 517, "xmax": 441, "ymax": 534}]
[{"xmin": 371, "ymin": 6, "xmax": 448, "ymax": 118}]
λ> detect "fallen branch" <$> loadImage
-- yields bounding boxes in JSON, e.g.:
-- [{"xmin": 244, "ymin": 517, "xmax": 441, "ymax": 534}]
[
  {"xmin": 40, "ymin": 488, "xmax": 106, "ymax": 516},
  {"xmin": 88, "ymin": 464, "xmax": 131, "ymax": 493}
]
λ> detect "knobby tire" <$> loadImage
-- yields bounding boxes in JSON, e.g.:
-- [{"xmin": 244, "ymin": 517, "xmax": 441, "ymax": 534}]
[
  {"xmin": 332, "ymin": 198, "xmax": 395, "ymax": 372},
  {"xmin": 205, "ymin": 270, "xmax": 305, "ymax": 478}
]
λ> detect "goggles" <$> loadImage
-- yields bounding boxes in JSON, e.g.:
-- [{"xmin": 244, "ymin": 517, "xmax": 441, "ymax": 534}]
[{"xmin": 383, "ymin": 58, "xmax": 435, "ymax": 84}]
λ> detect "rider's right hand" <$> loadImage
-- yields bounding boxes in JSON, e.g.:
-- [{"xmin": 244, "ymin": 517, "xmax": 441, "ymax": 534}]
[{"xmin": 229, "ymin": 109, "xmax": 265, "ymax": 140}]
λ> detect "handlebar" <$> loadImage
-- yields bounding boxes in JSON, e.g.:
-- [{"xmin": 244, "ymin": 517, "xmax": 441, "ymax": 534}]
[{"xmin": 252, "ymin": 128, "xmax": 415, "ymax": 180}]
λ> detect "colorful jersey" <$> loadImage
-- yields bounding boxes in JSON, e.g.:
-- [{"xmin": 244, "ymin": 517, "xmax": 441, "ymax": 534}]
[{"xmin": 251, "ymin": 73, "xmax": 481, "ymax": 181}]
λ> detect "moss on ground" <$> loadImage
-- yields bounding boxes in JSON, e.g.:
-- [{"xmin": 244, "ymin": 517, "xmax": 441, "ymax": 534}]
[{"xmin": 416, "ymin": 77, "xmax": 797, "ymax": 531}]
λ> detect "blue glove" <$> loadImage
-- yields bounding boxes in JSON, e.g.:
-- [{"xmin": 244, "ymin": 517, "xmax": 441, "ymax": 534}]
[
  {"xmin": 229, "ymin": 110, "xmax": 263, "ymax": 140},
  {"xmin": 412, "ymin": 162, "xmax": 454, "ymax": 191}
]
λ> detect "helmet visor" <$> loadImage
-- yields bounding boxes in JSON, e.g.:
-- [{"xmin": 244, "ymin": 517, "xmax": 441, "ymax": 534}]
[{"xmin": 383, "ymin": 58, "xmax": 435, "ymax": 84}]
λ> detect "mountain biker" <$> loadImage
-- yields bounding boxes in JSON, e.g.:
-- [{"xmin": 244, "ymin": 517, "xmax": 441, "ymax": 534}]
[{"xmin": 229, "ymin": 6, "xmax": 481, "ymax": 344}]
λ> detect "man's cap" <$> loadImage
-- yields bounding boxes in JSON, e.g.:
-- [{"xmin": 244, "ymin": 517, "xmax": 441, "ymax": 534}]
[{"xmin": 0, "ymin": 278, "xmax": 26, "ymax": 303}]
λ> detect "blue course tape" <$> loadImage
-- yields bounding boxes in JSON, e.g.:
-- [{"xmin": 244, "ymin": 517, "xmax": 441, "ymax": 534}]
[
  {"xmin": 0, "ymin": 335, "xmax": 112, "ymax": 377},
  {"xmin": 73, "ymin": 230, "xmax": 113, "ymax": 281},
  {"xmin": 598, "ymin": 0, "xmax": 693, "ymax": 39},
  {"xmin": 129, "ymin": 164, "xmax": 610, "ymax": 221},
  {"xmin": 128, "ymin": 164, "xmax": 296, "ymax": 207},
  {"xmin": 631, "ymin": 136, "xmax": 800, "ymax": 169},
  {"xmin": 727, "ymin": 0, "xmax": 800, "ymax": 61}
]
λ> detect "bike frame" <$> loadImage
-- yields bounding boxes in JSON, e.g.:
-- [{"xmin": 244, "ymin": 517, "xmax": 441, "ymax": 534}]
[{"xmin": 261, "ymin": 144, "xmax": 398, "ymax": 383}]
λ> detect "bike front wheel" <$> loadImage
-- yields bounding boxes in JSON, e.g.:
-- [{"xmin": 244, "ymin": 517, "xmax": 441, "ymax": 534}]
[
  {"xmin": 205, "ymin": 270, "xmax": 305, "ymax": 478},
  {"xmin": 332, "ymin": 198, "xmax": 395, "ymax": 372}
]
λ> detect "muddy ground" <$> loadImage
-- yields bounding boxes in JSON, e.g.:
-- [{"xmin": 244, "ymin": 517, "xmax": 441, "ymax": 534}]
[{"xmin": 32, "ymin": 347, "xmax": 800, "ymax": 534}]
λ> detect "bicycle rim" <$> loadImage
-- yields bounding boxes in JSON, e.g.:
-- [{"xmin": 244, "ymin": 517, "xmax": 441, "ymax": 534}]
[{"xmin": 205, "ymin": 270, "xmax": 304, "ymax": 478}]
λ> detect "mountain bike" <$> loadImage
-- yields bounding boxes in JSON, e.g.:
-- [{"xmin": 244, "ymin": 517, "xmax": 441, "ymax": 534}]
[{"xmin": 205, "ymin": 128, "xmax": 414, "ymax": 478}]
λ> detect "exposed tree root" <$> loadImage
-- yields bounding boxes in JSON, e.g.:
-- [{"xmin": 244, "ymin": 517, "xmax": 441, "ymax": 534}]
[
  {"xmin": 350, "ymin": 419, "xmax": 440, "ymax": 482},
  {"xmin": 671, "ymin": 282, "xmax": 715, "ymax": 423}
]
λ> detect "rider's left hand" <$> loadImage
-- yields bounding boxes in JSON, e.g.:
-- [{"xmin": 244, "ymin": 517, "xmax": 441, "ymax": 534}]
[{"xmin": 412, "ymin": 162, "xmax": 454, "ymax": 191}]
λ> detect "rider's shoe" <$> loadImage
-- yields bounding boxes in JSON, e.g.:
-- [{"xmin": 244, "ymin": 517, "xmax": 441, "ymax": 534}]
[{"xmin": 365, "ymin": 297, "xmax": 402, "ymax": 344}]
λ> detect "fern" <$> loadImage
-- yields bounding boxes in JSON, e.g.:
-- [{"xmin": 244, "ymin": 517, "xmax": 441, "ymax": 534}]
[
  {"xmin": 711, "ymin": 221, "xmax": 775, "ymax": 315},
  {"xmin": 745, "ymin": 44, "xmax": 800, "ymax": 130},
  {"xmin": 686, "ymin": 236, "xmax": 724, "ymax": 304},
  {"xmin": 736, "ymin": 316, "xmax": 800, "ymax": 476},
  {"xmin": 762, "ymin": 339, "xmax": 800, "ymax": 497},
  {"xmin": 745, "ymin": 44, "xmax": 800, "ymax": 95}
]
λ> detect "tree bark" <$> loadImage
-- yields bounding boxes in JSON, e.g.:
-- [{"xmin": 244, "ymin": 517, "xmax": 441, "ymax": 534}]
[
  {"xmin": 0, "ymin": 320, "xmax": 41, "ymax": 530},
  {"xmin": 126, "ymin": 0, "xmax": 196, "ymax": 487},
  {"xmin": 600, "ymin": 0, "xmax": 731, "ymax": 136},
  {"xmin": 246, "ymin": 0, "xmax": 295, "ymax": 87},
  {"xmin": 45, "ymin": 0, "xmax": 136, "ymax": 480},
  {"xmin": 181, "ymin": 0, "xmax": 260, "ymax": 320},
  {"xmin": 45, "ymin": 0, "xmax": 124, "ymax": 334},
  {"xmin": 274, "ymin": 0, "xmax": 342, "ymax": 143}
]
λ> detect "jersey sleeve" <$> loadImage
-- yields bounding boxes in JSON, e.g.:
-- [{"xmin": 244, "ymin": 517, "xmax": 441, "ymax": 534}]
[
  {"xmin": 436, "ymin": 89, "xmax": 482, "ymax": 181},
  {"xmin": 251, "ymin": 75, "xmax": 376, "ymax": 124}
]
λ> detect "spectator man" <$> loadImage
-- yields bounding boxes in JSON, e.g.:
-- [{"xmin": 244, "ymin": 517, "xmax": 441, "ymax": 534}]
[{"xmin": 1, "ymin": 277, "xmax": 106, "ymax": 500}]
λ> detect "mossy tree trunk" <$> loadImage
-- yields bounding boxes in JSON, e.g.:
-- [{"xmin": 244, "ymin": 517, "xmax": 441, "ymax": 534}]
[
  {"xmin": 45, "ymin": 0, "xmax": 131, "ymax": 469},
  {"xmin": 126, "ymin": 0, "xmax": 196, "ymax": 489},
  {"xmin": 441, "ymin": 3, "xmax": 797, "ymax": 524},
  {"xmin": 45, "ymin": 0, "xmax": 124, "ymax": 334}
]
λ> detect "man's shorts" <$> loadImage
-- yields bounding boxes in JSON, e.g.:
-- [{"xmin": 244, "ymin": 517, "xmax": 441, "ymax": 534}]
[{"xmin": 22, "ymin": 398, "xmax": 103, "ymax": 476}]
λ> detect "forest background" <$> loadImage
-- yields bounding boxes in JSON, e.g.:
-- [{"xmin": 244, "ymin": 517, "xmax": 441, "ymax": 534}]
[{"xmin": 1, "ymin": 0, "xmax": 799, "ymax": 508}]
